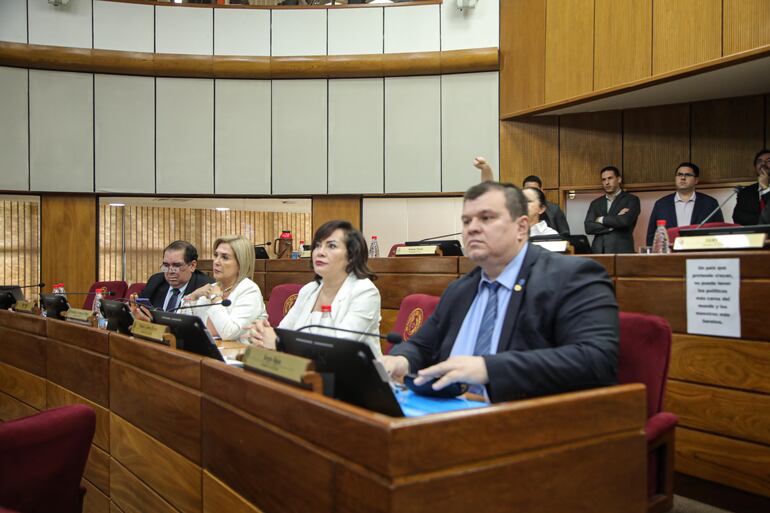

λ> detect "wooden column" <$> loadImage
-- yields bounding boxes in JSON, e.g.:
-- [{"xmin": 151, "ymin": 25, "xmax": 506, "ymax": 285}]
[{"xmin": 311, "ymin": 196, "xmax": 361, "ymax": 233}]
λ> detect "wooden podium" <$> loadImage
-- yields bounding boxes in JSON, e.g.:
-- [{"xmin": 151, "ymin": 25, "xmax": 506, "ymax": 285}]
[{"xmin": 0, "ymin": 310, "xmax": 647, "ymax": 513}]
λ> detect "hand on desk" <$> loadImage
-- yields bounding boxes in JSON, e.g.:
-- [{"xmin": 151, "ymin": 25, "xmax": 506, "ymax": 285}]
[
  {"xmin": 383, "ymin": 355, "xmax": 410, "ymax": 381},
  {"xmin": 413, "ymin": 356, "xmax": 489, "ymax": 391},
  {"xmin": 244, "ymin": 318, "xmax": 277, "ymax": 349}
]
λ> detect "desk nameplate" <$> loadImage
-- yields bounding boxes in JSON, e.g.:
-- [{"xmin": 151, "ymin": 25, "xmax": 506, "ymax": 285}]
[
  {"xmin": 13, "ymin": 300, "xmax": 38, "ymax": 314},
  {"xmin": 64, "ymin": 308, "xmax": 94, "ymax": 325},
  {"xmin": 674, "ymin": 233, "xmax": 767, "ymax": 251},
  {"xmin": 131, "ymin": 319, "xmax": 169, "ymax": 343},
  {"xmin": 396, "ymin": 245, "xmax": 441, "ymax": 256},
  {"xmin": 242, "ymin": 346, "xmax": 314, "ymax": 385}
]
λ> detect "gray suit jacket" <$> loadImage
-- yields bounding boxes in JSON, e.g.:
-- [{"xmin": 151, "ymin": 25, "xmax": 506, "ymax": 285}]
[{"xmin": 584, "ymin": 191, "xmax": 641, "ymax": 254}]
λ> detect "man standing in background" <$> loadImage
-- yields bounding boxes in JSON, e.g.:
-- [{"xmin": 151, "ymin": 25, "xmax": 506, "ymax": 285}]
[{"xmin": 584, "ymin": 166, "xmax": 640, "ymax": 254}]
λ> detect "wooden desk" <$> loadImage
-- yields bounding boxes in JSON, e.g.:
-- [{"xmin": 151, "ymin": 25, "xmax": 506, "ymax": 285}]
[{"xmin": 0, "ymin": 311, "xmax": 648, "ymax": 513}]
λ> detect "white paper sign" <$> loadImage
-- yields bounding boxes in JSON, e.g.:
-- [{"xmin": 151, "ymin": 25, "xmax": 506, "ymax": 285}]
[{"xmin": 686, "ymin": 258, "xmax": 741, "ymax": 338}]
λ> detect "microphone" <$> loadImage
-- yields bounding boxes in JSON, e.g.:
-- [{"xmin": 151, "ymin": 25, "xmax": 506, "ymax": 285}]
[
  {"xmin": 0, "ymin": 282, "xmax": 44, "ymax": 289},
  {"xmin": 418, "ymin": 232, "xmax": 462, "ymax": 242},
  {"xmin": 167, "ymin": 299, "xmax": 232, "ymax": 312},
  {"xmin": 254, "ymin": 241, "xmax": 272, "ymax": 246},
  {"xmin": 696, "ymin": 186, "xmax": 744, "ymax": 229},
  {"xmin": 296, "ymin": 324, "xmax": 402, "ymax": 345}
]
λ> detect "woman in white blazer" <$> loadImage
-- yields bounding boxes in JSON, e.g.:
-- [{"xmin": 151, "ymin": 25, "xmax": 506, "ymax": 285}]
[
  {"xmin": 182, "ymin": 235, "xmax": 267, "ymax": 341},
  {"xmin": 248, "ymin": 220, "xmax": 382, "ymax": 358}
]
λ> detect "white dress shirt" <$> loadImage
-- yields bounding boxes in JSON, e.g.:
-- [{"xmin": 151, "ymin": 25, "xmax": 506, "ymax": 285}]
[
  {"xmin": 530, "ymin": 220, "xmax": 558, "ymax": 236},
  {"xmin": 181, "ymin": 278, "xmax": 267, "ymax": 341}
]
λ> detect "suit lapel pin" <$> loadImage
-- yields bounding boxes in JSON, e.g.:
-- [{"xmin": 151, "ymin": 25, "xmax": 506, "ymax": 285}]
[{"xmin": 514, "ymin": 279, "xmax": 525, "ymax": 292}]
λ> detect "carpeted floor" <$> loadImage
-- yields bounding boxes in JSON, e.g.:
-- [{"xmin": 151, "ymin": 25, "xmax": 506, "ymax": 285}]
[{"xmin": 672, "ymin": 495, "xmax": 735, "ymax": 513}]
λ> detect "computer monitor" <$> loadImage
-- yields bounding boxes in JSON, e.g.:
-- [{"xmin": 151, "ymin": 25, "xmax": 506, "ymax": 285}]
[
  {"xmin": 0, "ymin": 286, "xmax": 23, "ymax": 310},
  {"xmin": 567, "ymin": 235, "xmax": 592, "ymax": 255},
  {"xmin": 149, "ymin": 310, "xmax": 224, "ymax": 361},
  {"xmin": 275, "ymin": 328, "xmax": 403, "ymax": 417},
  {"xmin": 254, "ymin": 246, "xmax": 269, "ymax": 259},
  {"xmin": 100, "ymin": 299, "xmax": 134, "ymax": 335},
  {"xmin": 405, "ymin": 240, "xmax": 464, "ymax": 256},
  {"xmin": 40, "ymin": 294, "xmax": 69, "ymax": 320}
]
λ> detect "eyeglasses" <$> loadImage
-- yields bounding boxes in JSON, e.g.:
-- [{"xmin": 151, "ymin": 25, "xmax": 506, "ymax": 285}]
[
  {"xmin": 160, "ymin": 263, "xmax": 188, "ymax": 273},
  {"xmin": 676, "ymin": 172, "xmax": 696, "ymax": 179}
]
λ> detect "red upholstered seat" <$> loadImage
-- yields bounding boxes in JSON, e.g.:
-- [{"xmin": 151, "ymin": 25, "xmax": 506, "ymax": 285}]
[
  {"xmin": 667, "ymin": 222, "xmax": 739, "ymax": 244},
  {"xmin": 125, "ymin": 282, "xmax": 146, "ymax": 298},
  {"xmin": 0, "ymin": 405, "xmax": 96, "ymax": 513},
  {"xmin": 82, "ymin": 280, "xmax": 128, "ymax": 310},
  {"xmin": 618, "ymin": 312, "xmax": 678, "ymax": 513},
  {"xmin": 385, "ymin": 294, "xmax": 440, "ymax": 354},
  {"xmin": 267, "ymin": 283, "xmax": 303, "ymax": 326},
  {"xmin": 387, "ymin": 243, "xmax": 405, "ymax": 257}
]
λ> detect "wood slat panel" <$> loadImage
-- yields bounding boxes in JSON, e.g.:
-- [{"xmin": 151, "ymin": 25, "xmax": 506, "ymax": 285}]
[
  {"xmin": 369, "ymin": 256, "xmax": 458, "ymax": 274},
  {"xmin": 110, "ymin": 501, "xmax": 126, "ymax": 513},
  {"xmin": 311, "ymin": 196, "xmax": 361, "ymax": 232},
  {"xmin": 110, "ymin": 414, "xmax": 201, "ymax": 513},
  {"xmin": 676, "ymin": 426, "xmax": 770, "ymax": 498},
  {"xmin": 0, "ymin": 309, "xmax": 46, "ymax": 336},
  {"xmin": 499, "ymin": 118, "xmax": 559, "ymax": 187},
  {"xmin": 723, "ymin": 0, "xmax": 770, "ymax": 56},
  {"xmin": 623, "ymin": 104, "xmax": 690, "ymax": 184},
  {"xmin": 544, "ymin": 0, "xmax": 594, "ymax": 103},
  {"xmin": 110, "ymin": 360, "xmax": 202, "ymax": 463},
  {"xmin": 202, "ymin": 398, "xmax": 336, "ymax": 513},
  {"xmin": 0, "ymin": 361, "xmax": 46, "ymax": 409},
  {"xmin": 666, "ymin": 380, "xmax": 770, "ymax": 445},
  {"xmin": 109, "ymin": 333, "xmax": 203, "ymax": 389},
  {"xmin": 0, "ymin": 326, "xmax": 47, "ymax": 377},
  {"xmin": 559, "ymin": 111, "xmax": 623, "ymax": 187},
  {"xmin": 499, "ymin": 0, "xmax": 546, "ymax": 114},
  {"xmin": 47, "ymin": 318, "xmax": 109, "ymax": 354},
  {"xmin": 376, "ymin": 274, "xmax": 456, "ymax": 310},
  {"xmin": 203, "ymin": 471, "xmax": 263, "ymax": 513},
  {"xmin": 82, "ymin": 478, "xmax": 111, "ymax": 513},
  {"xmin": 47, "ymin": 340, "xmax": 110, "ymax": 407},
  {"xmin": 594, "ymin": 0, "xmax": 652, "ymax": 90},
  {"xmin": 84, "ymin": 444, "xmax": 110, "ymax": 496},
  {"xmin": 615, "ymin": 252, "xmax": 770, "ymax": 278},
  {"xmin": 669, "ymin": 334, "xmax": 770, "ymax": 394},
  {"xmin": 691, "ymin": 96, "xmax": 765, "ymax": 181},
  {"xmin": 0, "ymin": 389, "xmax": 37, "ymax": 421},
  {"xmin": 652, "ymin": 0, "xmax": 722, "ymax": 75},
  {"xmin": 47, "ymin": 382, "xmax": 110, "ymax": 451},
  {"xmin": 109, "ymin": 458, "xmax": 180, "ymax": 513}
]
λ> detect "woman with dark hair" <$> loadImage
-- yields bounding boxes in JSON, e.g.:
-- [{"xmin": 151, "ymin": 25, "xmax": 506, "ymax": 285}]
[
  {"xmin": 523, "ymin": 187, "xmax": 559, "ymax": 236},
  {"xmin": 247, "ymin": 220, "xmax": 383, "ymax": 358}
]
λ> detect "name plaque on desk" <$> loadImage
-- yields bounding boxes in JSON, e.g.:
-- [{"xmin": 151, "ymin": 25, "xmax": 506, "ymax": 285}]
[
  {"xmin": 674, "ymin": 233, "xmax": 766, "ymax": 251},
  {"xmin": 243, "ymin": 346, "xmax": 314, "ymax": 384},
  {"xmin": 64, "ymin": 308, "xmax": 93, "ymax": 324},
  {"xmin": 396, "ymin": 245, "xmax": 441, "ymax": 256},
  {"xmin": 131, "ymin": 319, "xmax": 169, "ymax": 342},
  {"xmin": 13, "ymin": 300, "xmax": 38, "ymax": 314},
  {"xmin": 531, "ymin": 240, "xmax": 569, "ymax": 252}
]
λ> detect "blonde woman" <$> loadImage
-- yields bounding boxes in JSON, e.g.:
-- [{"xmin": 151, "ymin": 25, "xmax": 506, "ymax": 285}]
[{"xmin": 182, "ymin": 235, "xmax": 267, "ymax": 341}]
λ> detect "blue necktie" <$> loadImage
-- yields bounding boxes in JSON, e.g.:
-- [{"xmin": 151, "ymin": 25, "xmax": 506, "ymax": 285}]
[
  {"xmin": 167, "ymin": 288, "xmax": 181, "ymax": 312},
  {"xmin": 474, "ymin": 282, "xmax": 500, "ymax": 356}
]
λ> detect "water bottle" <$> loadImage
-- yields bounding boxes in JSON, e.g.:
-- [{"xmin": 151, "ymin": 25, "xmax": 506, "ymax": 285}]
[
  {"xmin": 93, "ymin": 288, "xmax": 108, "ymax": 329},
  {"xmin": 55, "ymin": 283, "xmax": 67, "ymax": 300},
  {"xmin": 368, "ymin": 236, "xmax": 380, "ymax": 258},
  {"xmin": 652, "ymin": 220, "xmax": 671, "ymax": 254},
  {"xmin": 319, "ymin": 304, "xmax": 335, "ymax": 338}
]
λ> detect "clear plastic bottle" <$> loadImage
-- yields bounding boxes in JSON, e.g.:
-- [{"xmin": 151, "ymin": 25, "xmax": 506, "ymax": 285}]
[
  {"xmin": 319, "ymin": 304, "xmax": 335, "ymax": 338},
  {"xmin": 93, "ymin": 288, "xmax": 108, "ymax": 329},
  {"xmin": 652, "ymin": 220, "xmax": 671, "ymax": 254},
  {"xmin": 54, "ymin": 283, "xmax": 67, "ymax": 300},
  {"xmin": 368, "ymin": 235, "xmax": 380, "ymax": 258}
]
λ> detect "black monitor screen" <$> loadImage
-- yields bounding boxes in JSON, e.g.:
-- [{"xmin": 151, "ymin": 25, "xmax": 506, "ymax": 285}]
[
  {"xmin": 275, "ymin": 328, "xmax": 403, "ymax": 417},
  {"xmin": 254, "ymin": 246, "xmax": 269, "ymax": 259},
  {"xmin": 100, "ymin": 299, "xmax": 134, "ymax": 335},
  {"xmin": 40, "ymin": 294, "xmax": 70, "ymax": 320},
  {"xmin": 150, "ymin": 310, "xmax": 224, "ymax": 361}
]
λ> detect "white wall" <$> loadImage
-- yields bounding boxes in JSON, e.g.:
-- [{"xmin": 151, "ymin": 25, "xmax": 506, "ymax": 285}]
[{"xmin": 0, "ymin": 67, "xmax": 29, "ymax": 191}]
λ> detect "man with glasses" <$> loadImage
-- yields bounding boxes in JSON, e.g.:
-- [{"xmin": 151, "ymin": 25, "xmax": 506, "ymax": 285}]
[
  {"xmin": 132, "ymin": 240, "xmax": 214, "ymax": 320},
  {"xmin": 645, "ymin": 162, "xmax": 722, "ymax": 245},
  {"xmin": 733, "ymin": 149, "xmax": 770, "ymax": 225}
]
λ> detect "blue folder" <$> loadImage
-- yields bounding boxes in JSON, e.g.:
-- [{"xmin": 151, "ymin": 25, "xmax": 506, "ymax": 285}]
[{"xmin": 394, "ymin": 388, "xmax": 489, "ymax": 417}]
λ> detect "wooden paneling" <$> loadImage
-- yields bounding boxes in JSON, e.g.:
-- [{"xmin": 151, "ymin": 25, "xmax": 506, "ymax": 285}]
[
  {"xmin": 109, "ymin": 333, "xmax": 203, "ymax": 389},
  {"xmin": 623, "ymin": 104, "xmax": 690, "ymax": 184},
  {"xmin": 47, "ymin": 382, "xmax": 110, "ymax": 451},
  {"xmin": 544, "ymin": 0, "xmax": 594, "ymax": 103},
  {"xmin": 110, "ymin": 414, "xmax": 202, "ymax": 513},
  {"xmin": 652, "ymin": 0, "xmax": 722, "ymax": 74},
  {"xmin": 594, "ymin": 0, "xmax": 652, "ymax": 90},
  {"xmin": 47, "ymin": 340, "xmax": 110, "ymax": 407},
  {"xmin": 380, "ymin": 308, "xmax": 399, "ymax": 336},
  {"xmin": 666, "ymin": 380, "xmax": 770, "ymax": 445},
  {"xmin": 265, "ymin": 272, "xmax": 315, "ymax": 298},
  {"xmin": 499, "ymin": 118, "xmax": 559, "ymax": 188},
  {"xmin": 616, "ymin": 251, "xmax": 770, "ymax": 278},
  {"xmin": 499, "ymin": 0, "xmax": 545, "ymax": 114},
  {"xmin": 581, "ymin": 255, "xmax": 615, "ymax": 276},
  {"xmin": 0, "ymin": 309, "xmax": 46, "ymax": 336},
  {"xmin": 110, "ymin": 458, "xmax": 179, "ymax": 513},
  {"xmin": 376, "ymin": 274, "xmax": 456, "ymax": 310},
  {"xmin": 47, "ymin": 317, "xmax": 109, "ymax": 354},
  {"xmin": 41, "ymin": 195, "xmax": 97, "ymax": 306},
  {"xmin": 559, "ymin": 111, "xmax": 623, "ymax": 187},
  {"xmin": 669, "ymin": 334, "xmax": 770, "ymax": 394},
  {"xmin": 723, "ymin": 0, "xmax": 770, "ymax": 56},
  {"xmin": 691, "ymin": 96, "xmax": 765, "ymax": 181},
  {"xmin": 0, "ymin": 326, "xmax": 46, "ymax": 376},
  {"xmin": 82, "ymin": 478, "xmax": 111, "ymax": 513},
  {"xmin": 369, "ymin": 256, "xmax": 458, "ymax": 274},
  {"xmin": 84, "ymin": 444, "xmax": 111, "ymax": 496},
  {"xmin": 676, "ymin": 427, "xmax": 770, "ymax": 498},
  {"xmin": 203, "ymin": 471, "xmax": 263, "ymax": 513},
  {"xmin": 312, "ymin": 196, "xmax": 361, "ymax": 232},
  {"xmin": 110, "ymin": 360, "xmax": 202, "ymax": 463},
  {"xmin": 0, "ymin": 389, "xmax": 37, "ymax": 421},
  {"xmin": 0, "ymin": 361, "xmax": 46, "ymax": 409}
]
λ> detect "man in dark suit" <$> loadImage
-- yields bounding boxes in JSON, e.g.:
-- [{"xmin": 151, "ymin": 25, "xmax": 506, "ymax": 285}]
[
  {"xmin": 383, "ymin": 182, "xmax": 618, "ymax": 402},
  {"xmin": 584, "ymin": 166, "xmax": 641, "ymax": 254},
  {"xmin": 733, "ymin": 149, "xmax": 770, "ymax": 225},
  {"xmin": 133, "ymin": 240, "xmax": 214, "ymax": 319},
  {"xmin": 645, "ymin": 162, "xmax": 723, "ymax": 245},
  {"xmin": 522, "ymin": 175, "xmax": 570, "ymax": 236}
]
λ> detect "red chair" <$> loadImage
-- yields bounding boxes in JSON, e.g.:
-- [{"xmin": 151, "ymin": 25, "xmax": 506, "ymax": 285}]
[
  {"xmin": 267, "ymin": 283, "xmax": 303, "ymax": 326},
  {"xmin": 82, "ymin": 280, "xmax": 127, "ymax": 310},
  {"xmin": 385, "ymin": 294, "xmax": 441, "ymax": 354},
  {"xmin": 125, "ymin": 282, "xmax": 146, "ymax": 298},
  {"xmin": 0, "ymin": 405, "xmax": 96, "ymax": 513},
  {"xmin": 618, "ymin": 312, "xmax": 678, "ymax": 513},
  {"xmin": 387, "ymin": 243, "xmax": 405, "ymax": 257},
  {"xmin": 667, "ymin": 222, "xmax": 739, "ymax": 244}
]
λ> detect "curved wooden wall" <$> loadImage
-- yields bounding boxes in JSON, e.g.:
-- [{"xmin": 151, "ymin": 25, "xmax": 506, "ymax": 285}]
[{"xmin": 0, "ymin": 42, "xmax": 498, "ymax": 79}]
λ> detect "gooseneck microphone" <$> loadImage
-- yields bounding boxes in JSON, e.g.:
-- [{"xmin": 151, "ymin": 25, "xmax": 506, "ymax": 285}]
[
  {"xmin": 0, "ymin": 282, "xmax": 45, "ymax": 289},
  {"xmin": 696, "ymin": 185, "xmax": 744, "ymax": 229},
  {"xmin": 167, "ymin": 299, "xmax": 232, "ymax": 313},
  {"xmin": 254, "ymin": 241, "xmax": 273, "ymax": 246},
  {"xmin": 297, "ymin": 324, "xmax": 403, "ymax": 345},
  {"xmin": 418, "ymin": 232, "xmax": 462, "ymax": 242}
]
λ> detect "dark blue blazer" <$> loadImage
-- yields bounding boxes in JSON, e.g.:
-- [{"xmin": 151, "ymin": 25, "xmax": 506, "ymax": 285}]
[
  {"xmin": 390, "ymin": 244, "xmax": 619, "ymax": 402},
  {"xmin": 645, "ymin": 192, "xmax": 723, "ymax": 245}
]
